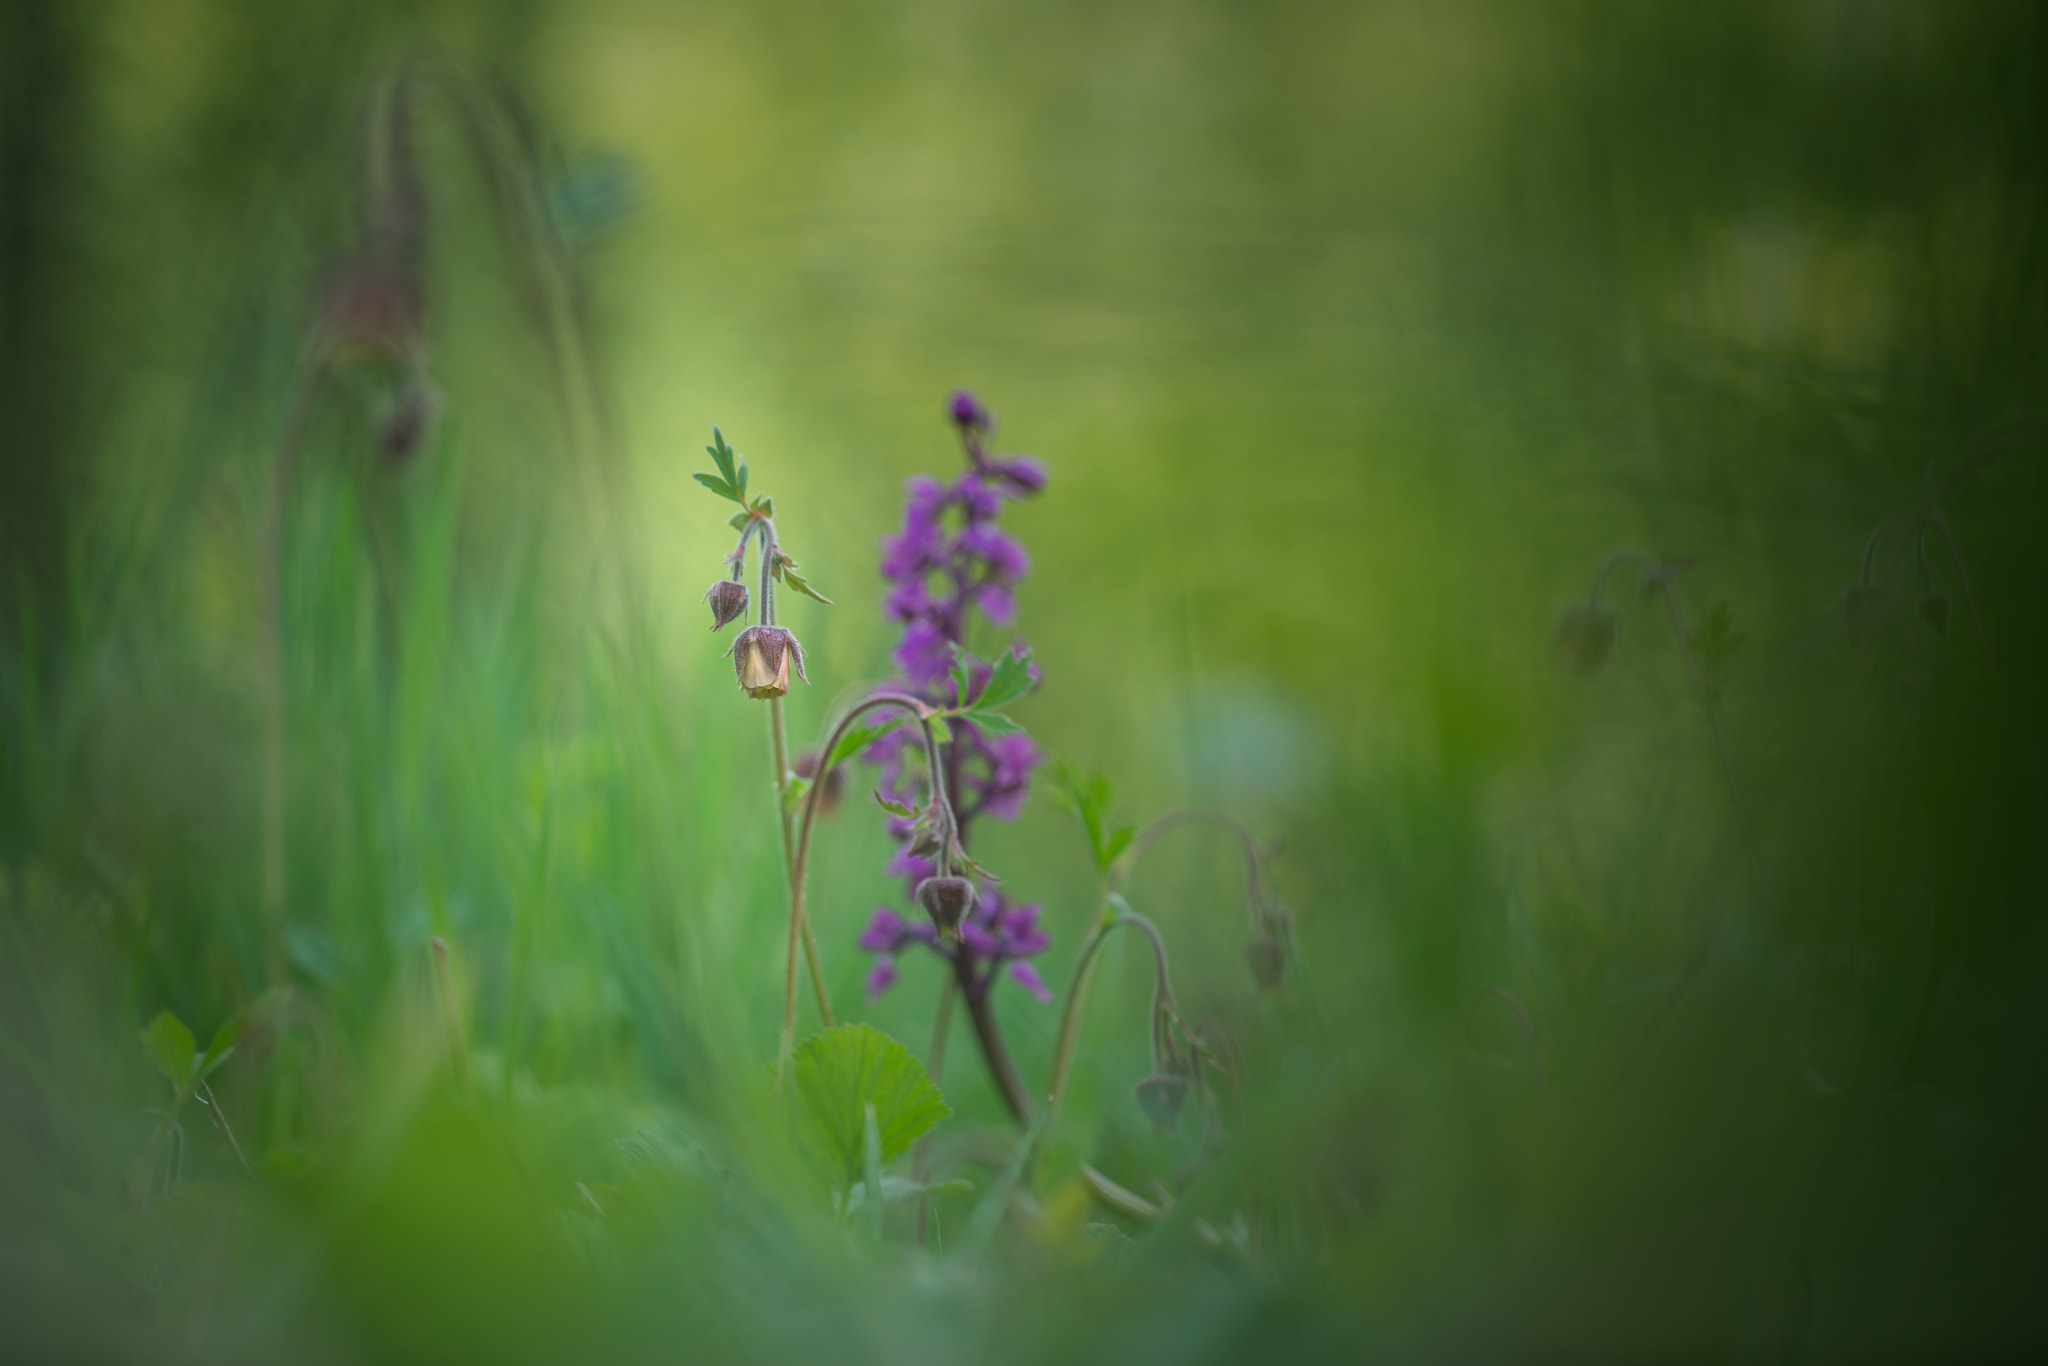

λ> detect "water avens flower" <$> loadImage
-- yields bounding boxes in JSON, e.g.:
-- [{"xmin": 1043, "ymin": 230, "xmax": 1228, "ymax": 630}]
[
  {"xmin": 1134, "ymin": 1072, "xmax": 1189, "ymax": 1132},
  {"xmin": 1244, "ymin": 934, "xmax": 1286, "ymax": 992},
  {"xmin": 1555, "ymin": 600, "xmax": 1619, "ymax": 675},
  {"xmin": 915, "ymin": 876, "xmax": 977, "ymax": 939},
  {"xmin": 727, "ymin": 624, "xmax": 808, "ymax": 700},
  {"xmin": 704, "ymin": 579, "xmax": 749, "ymax": 631}
]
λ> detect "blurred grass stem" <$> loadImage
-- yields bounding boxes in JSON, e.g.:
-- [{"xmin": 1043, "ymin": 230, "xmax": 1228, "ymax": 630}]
[{"xmin": 259, "ymin": 360, "xmax": 329, "ymax": 988}]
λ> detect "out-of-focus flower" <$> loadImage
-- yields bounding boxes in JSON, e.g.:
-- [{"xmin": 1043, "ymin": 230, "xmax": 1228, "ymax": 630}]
[
  {"xmin": 858, "ymin": 891, "xmax": 1053, "ymax": 1005},
  {"xmin": 1134, "ymin": 1072, "xmax": 1189, "ymax": 1132},
  {"xmin": 915, "ymin": 876, "xmax": 977, "ymax": 938},
  {"xmin": 1555, "ymin": 600, "xmax": 1619, "ymax": 675}
]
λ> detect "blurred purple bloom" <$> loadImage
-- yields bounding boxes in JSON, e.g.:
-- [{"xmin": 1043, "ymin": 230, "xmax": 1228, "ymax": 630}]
[
  {"xmin": 856, "ymin": 392, "xmax": 1052, "ymax": 1005},
  {"xmin": 859, "ymin": 889, "xmax": 1054, "ymax": 1005},
  {"xmin": 949, "ymin": 390, "xmax": 990, "ymax": 431}
]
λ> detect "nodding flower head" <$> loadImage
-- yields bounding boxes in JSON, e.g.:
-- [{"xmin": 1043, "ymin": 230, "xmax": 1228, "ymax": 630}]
[
  {"xmin": 915, "ymin": 876, "xmax": 977, "ymax": 939},
  {"xmin": 1133, "ymin": 1071, "xmax": 1190, "ymax": 1133},
  {"xmin": 726, "ymin": 625, "xmax": 808, "ymax": 700},
  {"xmin": 1919, "ymin": 590, "xmax": 1951, "ymax": 637},
  {"xmin": 1555, "ymin": 600, "xmax": 1619, "ymax": 675},
  {"xmin": 376, "ymin": 373, "xmax": 439, "ymax": 469},
  {"xmin": 948, "ymin": 390, "xmax": 991, "ymax": 433},
  {"xmin": 704, "ymin": 579, "xmax": 750, "ymax": 631},
  {"xmin": 1244, "ymin": 933, "xmax": 1286, "ymax": 991}
]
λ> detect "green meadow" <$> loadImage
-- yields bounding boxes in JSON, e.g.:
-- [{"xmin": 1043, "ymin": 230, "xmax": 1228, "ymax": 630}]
[{"xmin": 3, "ymin": 3, "xmax": 2045, "ymax": 1360}]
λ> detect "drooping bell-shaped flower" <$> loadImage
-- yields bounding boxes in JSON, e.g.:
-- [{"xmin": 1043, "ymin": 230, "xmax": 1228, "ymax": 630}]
[
  {"xmin": 726, "ymin": 624, "xmax": 808, "ymax": 700},
  {"xmin": 915, "ymin": 876, "xmax": 976, "ymax": 939},
  {"xmin": 1133, "ymin": 1072, "xmax": 1189, "ymax": 1132},
  {"xmin": 1555, "ymin": 600, "xmax": 1619, "ymax": 675},
  {"xmin": 704, "ymin": 579, "xmax": 750, "ymax": 631}
]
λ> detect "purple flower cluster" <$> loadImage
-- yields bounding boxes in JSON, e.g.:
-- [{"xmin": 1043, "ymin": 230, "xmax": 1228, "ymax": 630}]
[
  {"xmin": 858, "ymin": 893, "xmax": 1053, "ymax": 1004},
  {"xmin": 860, "ymin": 391, "xmax": 1051, "ymax": 1001}
]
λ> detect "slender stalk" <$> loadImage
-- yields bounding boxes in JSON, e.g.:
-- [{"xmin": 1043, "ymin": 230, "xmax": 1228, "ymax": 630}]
[
  {"xmin": 1118, "ymin": 810, "xmax": 1267, "ymax": 910},
  {"xmin": 770, "ymin": 694, "xmax": 833, "ymax": 1027},
  {"xmin": 959, "ymin": 956, "xmax": 1034, "ymax": 1125},
  {"xmin": 779, "ymin": 693, "xmax": 941, "ymax": 1090},
  {"xmin": 1045, "ymin": 911, "xmax": 1114, "ymax": 1115},
  {"xmin": 259, "ymin": 361, "xmax": 328, "ymax": 989},
  {"xmin": 430, "ymin": 936, "xmax": 468, "ymax": 1090}
]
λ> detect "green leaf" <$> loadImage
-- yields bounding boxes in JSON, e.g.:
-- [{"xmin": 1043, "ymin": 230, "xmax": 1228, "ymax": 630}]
[
  {"xmin": 947, "ymin": 643, "xmax": 974, "ymax": 710},
  {"xmin": 861, "ymin": 1102, "xmax": 884, "ymax": 1240},
  {"xmin": 141, "ymin": 1011, "xmax": 196, "ymax": 1090},
  {"xmin": 706, "ymin": 427, "xmax": 740, "ymax": 487},
  {"xmin": 1099, "ymin": 823, "xmax": 1136, "ymax": 871},
  {"xmin": 782, "ymin": 775, "xmax": 812, "ymax": 814},
  {"xmin": 728, "ymin": 510, "xmax": 751, "ymax": 531},
  {"xmin": 751, "ymin": 495, "xmax": 775, "ymax": 517},
  {"xmin": 977, "ymin": 646, "xmax": 1035, "ymax": 711},
  {"xmin": 959, "ymin": 710, "xmax": 1027, "ymax": 739},
  {"xmin": 873, "ymin": 790, "xmax": 916, "ymax": 818},
  {"xmin": 204, "ymin": 987, "xmax": 290, "ymax": 1069},
  {"xmin": 789, "ymin": 1023, "xmax": 951, "ymax": 1194},
  {"xmin": 781, "ymin": 565, "xmax": 834, "ymax": 605},
  {"xmin": 840, "ymin": 1175, "xmax": 973, "ymax": 1213},
  {"xmin": 829, "ymin": 718, "xmax": 905, "ymax": 769},
  {"xmin": 694, "ymin": 472, "xmax": 741, "ymax": 503}
]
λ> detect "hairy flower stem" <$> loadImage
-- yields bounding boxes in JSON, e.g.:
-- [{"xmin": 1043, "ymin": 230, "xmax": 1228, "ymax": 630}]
[
  {"xmin": 780, "ymin": 693, "xmax": 950, "ymax": 1091},
  {"xmin": 769, "ymin": 695, "xmax": 833, "ymax": 1028},
  {"xmin": 259, "ymin": 361, "xmax": 329, "ymax": 989}
]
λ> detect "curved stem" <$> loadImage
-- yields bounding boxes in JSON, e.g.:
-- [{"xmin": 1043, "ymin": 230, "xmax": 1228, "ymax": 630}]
[
  {"xmin": 1044, "ymin": 907, "xmax": 1180, "ymax": 1117},
  {"xmin": 779, "ymin": 692, "xmax": 940, "ymax": 1089},
  {"xmin": 1587, "ymin": 546, "xmax": 1659, "ymax": 604},
  {"xmin": 769, "ymin": 695, "xmax": 832, "ymax": 1028},
  {"xmin": 1116, "ymin": 809, "xmax": 1267, "ymax": 913}
]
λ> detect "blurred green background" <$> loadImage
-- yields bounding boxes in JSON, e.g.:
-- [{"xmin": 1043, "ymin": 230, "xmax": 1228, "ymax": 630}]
[{"xmin": 4, "ymin": 1, "xmax": 2047, "ymax": 1360}]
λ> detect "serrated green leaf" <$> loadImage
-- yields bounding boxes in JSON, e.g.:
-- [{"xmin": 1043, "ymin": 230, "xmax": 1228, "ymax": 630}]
[
  {"xmin": 1099, "ymin": 823, "xmax": 1136, "ymax": 871},
  {"xmin": 977, "ymin": 646, "xmax": 1035, "ymax": 711},
  {"xmin": 960, "ymin": 710, "xmax": 1027, "ymax": 739},
  {"xmin": 781, "ymin": 566, "xmax": 834, "ymax": 606},
  {"xmin": 947, "ymin": 643, "xmax": 974, "ymax": 710},
  {"xmin": 694, "ymin": 472, "xmax": 741, "ymax": 502},
  {"xmin": 141, "ymin": 1011, "xmax": 196, "ymax": 1090},
  {"xmin": 830, "ymin": 718, "xmax": 906, "ymax": 770},
  {"xmin": 790, "ymin": 1024, "xmax": 951, "ymax": 1194},
  {"xmin": 706, "ymin": 427, "xmax": 739, "ymax": 486},
  {"xmin": 873, "ymin": 790, "xmax": 916, "ymax": 818}
]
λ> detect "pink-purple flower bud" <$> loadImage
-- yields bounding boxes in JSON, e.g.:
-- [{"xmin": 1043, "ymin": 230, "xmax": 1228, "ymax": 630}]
[
  {"xmin": 704, "ymin": 579, "xmax": 749, "ymax": 631},
  {"xmin": 948, "ymin": 390, "xmax": 990, "ymax": 432}
]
